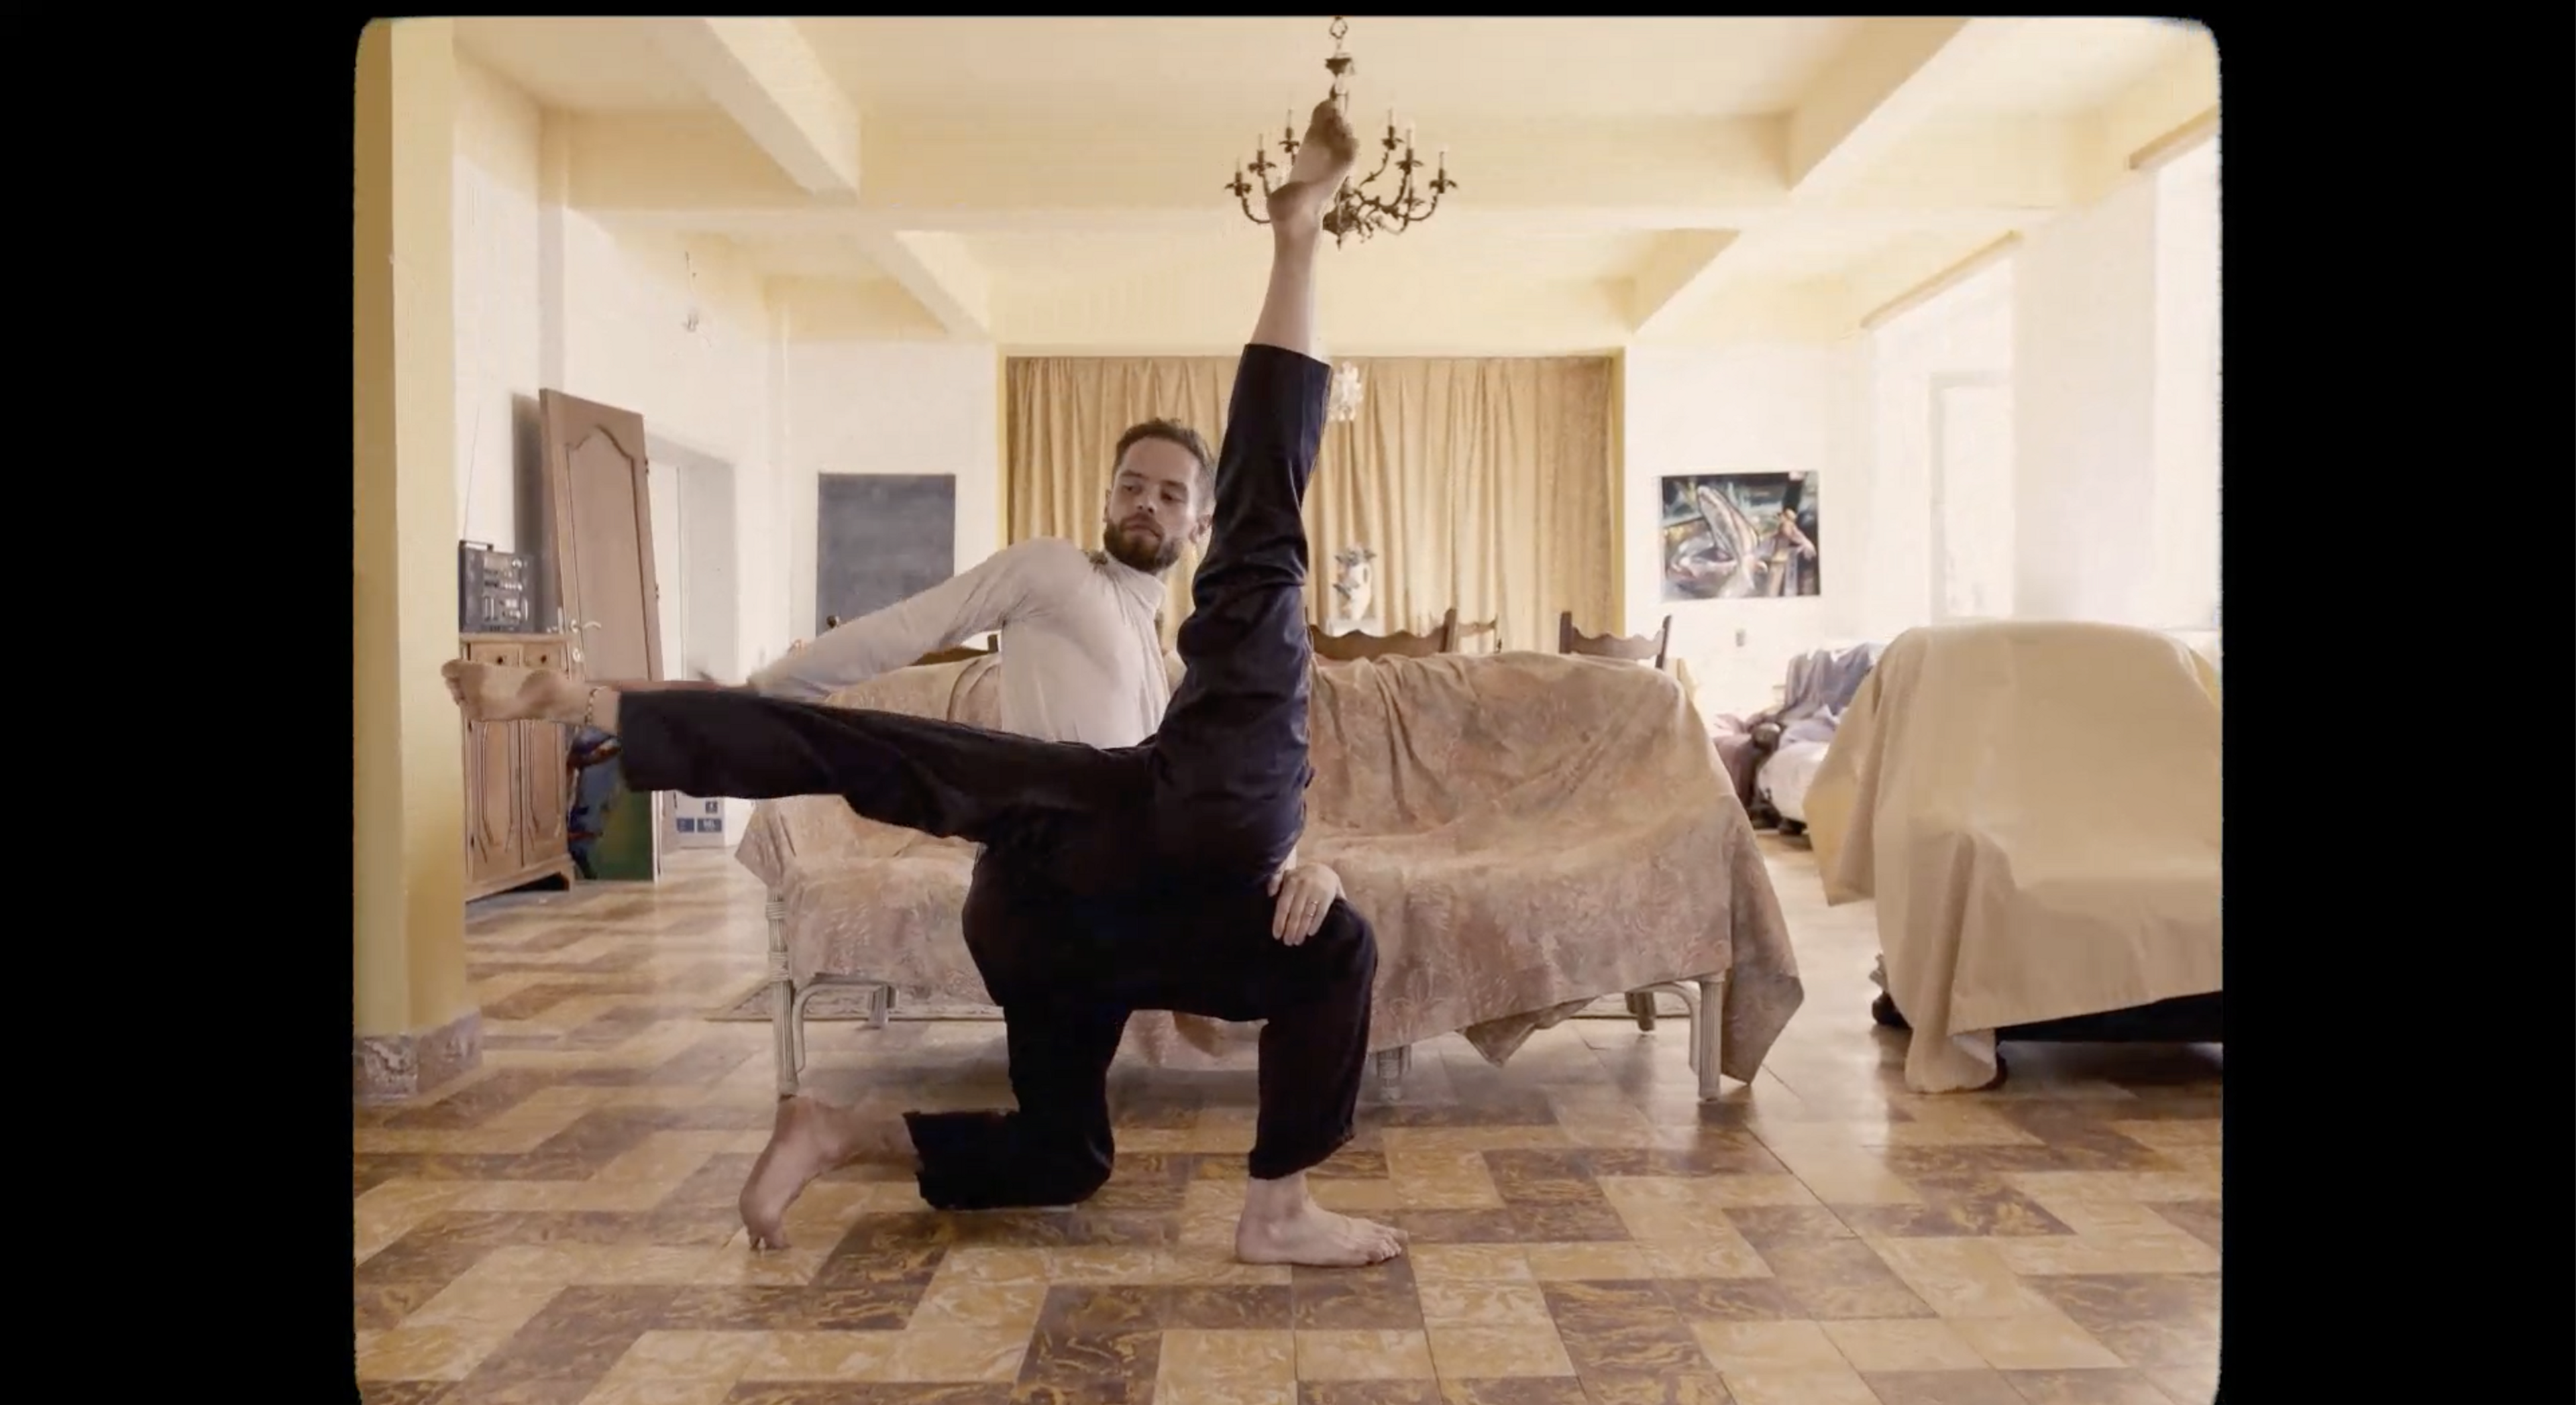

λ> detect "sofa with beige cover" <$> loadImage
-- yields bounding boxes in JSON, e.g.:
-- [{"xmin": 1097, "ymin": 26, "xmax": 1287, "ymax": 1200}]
[
  {"xmin": 1803, "ymin": 620, "xmax": 2222, "ymax": 1093},
  {"xmin": 735, "ymin": 649, "xmax": 1805, "ymax": 1101}
]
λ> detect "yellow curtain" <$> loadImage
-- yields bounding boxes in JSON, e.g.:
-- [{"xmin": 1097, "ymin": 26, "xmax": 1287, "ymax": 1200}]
[{"xmin": 1005, "ymin": 355, "xmax": 1615, "ymax": 657}]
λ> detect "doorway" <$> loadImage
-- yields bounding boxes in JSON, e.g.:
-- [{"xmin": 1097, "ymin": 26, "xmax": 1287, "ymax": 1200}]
[
  {"xmin": 646, "ymin": 435, "xmax": 743, "ymax": 684},
  {"xmin": 647, "ymin": 433, "xmax": 744, "ymax": 846}
]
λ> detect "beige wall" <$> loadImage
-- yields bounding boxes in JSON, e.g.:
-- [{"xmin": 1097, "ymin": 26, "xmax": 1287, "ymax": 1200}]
[{"xmin": 354, "ymin": 18, "xmax": 471, "ymax": 1040}]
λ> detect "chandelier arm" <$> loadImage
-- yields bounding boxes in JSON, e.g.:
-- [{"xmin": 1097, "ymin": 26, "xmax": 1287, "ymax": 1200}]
[
  {"xmin": 1354, "ymin": 144, "xmax": 1396, "ymax": 191},
  {"xmin": 1352, "ymin": 186, "xmax": 1414, "ymax": 223},
  {"xmin": 1228, "ymin": 17, "xmax": 1451, "ymax": 240}
]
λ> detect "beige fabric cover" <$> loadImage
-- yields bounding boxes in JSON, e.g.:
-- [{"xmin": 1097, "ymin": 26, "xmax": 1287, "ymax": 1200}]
[
  {"xmin": 738, "ymin": 651, "xmax": 1804, "ymax": 1080},
  {"xmin": 1802, "ymin": 621, "xmax": 2222, "ymax": 1094}
]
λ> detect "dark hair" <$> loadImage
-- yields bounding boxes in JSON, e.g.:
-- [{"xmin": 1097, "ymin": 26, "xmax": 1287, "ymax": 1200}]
[{"xmin": 1114, "ymin": 418, "xmax": 1215, "ymax": 504}]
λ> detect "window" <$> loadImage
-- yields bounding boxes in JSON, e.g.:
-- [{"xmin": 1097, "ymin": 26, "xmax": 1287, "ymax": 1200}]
[{"xmin": 1869, "ymin": 261, "xmax": 2015, "ymax": 630}]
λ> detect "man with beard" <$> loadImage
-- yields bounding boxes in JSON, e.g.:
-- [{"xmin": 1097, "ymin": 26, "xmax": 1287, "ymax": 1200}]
[
  {"xmin": 761, "ymin": 417, "xmax": 1212, "ymax": 749},
  {"xmin": 443, "ymin": 97, "xmax": 1393, "ymax": 1266},
  {"xmin": 711, "ymin": 416, "xmax": 1352, "ymax": 1251}
]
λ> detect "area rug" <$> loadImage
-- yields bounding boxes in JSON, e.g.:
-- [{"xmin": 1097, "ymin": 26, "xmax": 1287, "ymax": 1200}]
[{"xmin": 706, "ymin": 982, "xmax": 1686, "ymax": 1025}]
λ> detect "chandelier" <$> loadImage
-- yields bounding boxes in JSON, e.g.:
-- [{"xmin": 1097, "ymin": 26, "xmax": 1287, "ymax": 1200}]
[
  {"xmin": 1327, "ymin": 362, "xmax": 1364, "ymax": 423},
  {"xmin": 1227, "ymin": 17, "xmax": 1456, "ymax": 247}
]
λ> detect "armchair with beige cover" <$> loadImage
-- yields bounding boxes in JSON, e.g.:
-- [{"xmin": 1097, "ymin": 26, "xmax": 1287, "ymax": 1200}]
[
  {"xmin": 1803, "ymin": 620, "xmax": 2223, "ymax": 1094},
  {"xmin": 735, "ymin": 649, "xmax": 1807, "ymax": 1102}
]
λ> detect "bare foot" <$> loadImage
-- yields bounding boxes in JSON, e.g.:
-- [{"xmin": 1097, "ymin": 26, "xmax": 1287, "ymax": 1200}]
[
  {"xmin": 739, "ymin": 1096, "xmax": 913, "ymax": 1251},
  {"xmin": 441, "ymin": 659, "xmax": 584, "ymax": 724},
  {"xmin": 1234, "ymin": 1195, "xmax": 1408, "ymax": 1268},
  {"xmin": 1267, "ymin": 97, "xmax": 1360, "ymax": 229}
]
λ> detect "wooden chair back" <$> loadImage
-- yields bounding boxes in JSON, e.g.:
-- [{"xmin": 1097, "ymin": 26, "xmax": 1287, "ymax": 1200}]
[
  {"xmin": 1311, "ymin": 607, "xmax": 1460, "ymax": 661},
  {"xmin": 1559, "ymin": 612, "xmax": 1671, "ymax": 671}
]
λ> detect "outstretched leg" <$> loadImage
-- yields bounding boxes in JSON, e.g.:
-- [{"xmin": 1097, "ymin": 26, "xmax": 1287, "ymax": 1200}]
[
  {"xmin": 1145, "ymin": 97, "xmax": 1354, "ymax": 882},
  {"xmin": 441, "ymin": 663, "xmax": 1142, "ymax": 852}
]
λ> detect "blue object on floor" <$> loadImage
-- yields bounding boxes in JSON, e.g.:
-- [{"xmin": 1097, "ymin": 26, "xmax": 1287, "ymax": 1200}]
[{"xmin": 565, "ymin": 728, "xmax": 625, "ymax": 880}]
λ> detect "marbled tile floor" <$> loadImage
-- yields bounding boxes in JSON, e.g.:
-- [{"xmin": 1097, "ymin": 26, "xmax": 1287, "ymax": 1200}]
[{"xmin": 355, "ymin": 837, "xmax": 2221, "ymax": 1405}]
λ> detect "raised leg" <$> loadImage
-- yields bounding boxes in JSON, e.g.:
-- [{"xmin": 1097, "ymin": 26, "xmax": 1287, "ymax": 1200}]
[
  {"xmin": 1141, "ymin": 99, "xmax": 1355, "ymax": 883},
  {"xmin": 441, "ymin": 661, "xmax": 1145, "ymax": 856}
]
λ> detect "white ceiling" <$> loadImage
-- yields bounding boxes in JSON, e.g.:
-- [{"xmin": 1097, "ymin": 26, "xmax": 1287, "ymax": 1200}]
[
  {"xmin": 452, "ymin": 17, "xmax": 705, "ymax": 111},
  {"xmin": 791, "ymin": 17, "xmax": 1866, "ymax": 121},
  {"xmin": 449, "ymin": 16, "xmax": 2218, "ymax": 352},
  {"xmin": 1948, "ymin": 19, "xmax": 2208, "ymax": 113}
]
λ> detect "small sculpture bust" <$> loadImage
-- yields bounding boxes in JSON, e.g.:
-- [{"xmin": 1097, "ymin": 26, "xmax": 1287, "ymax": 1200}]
[{"xmin": 1330, "ymin": 545, "xmax": 1377, "ymax": 627}]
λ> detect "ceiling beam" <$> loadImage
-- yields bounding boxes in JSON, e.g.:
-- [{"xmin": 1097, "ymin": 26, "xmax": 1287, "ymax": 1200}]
[
  {"xmin": 1625, "ymin": 16, "xmax": 2023, "ymax": 339},
  {"xmin": 853, "ymin": 231, "xmax": 994, "ymax": 339},
  {"xmin": 564, "ymin": 111, "xmax": 2053, "ymax": 236},
  {"xmin": 641, "ymin": 18, "xmax": 861, "ymax": 196},
  {"xmin": 1784, "ymin": 17, "xmax": 2023, "ymax": 195},
  {"xmin": 1627, "ymin": 232, "xmax": 1740, "ymax": 337},
  {"xmin": 2086, "ymin": 24, "xmax": 2220, "ymax": 199}
]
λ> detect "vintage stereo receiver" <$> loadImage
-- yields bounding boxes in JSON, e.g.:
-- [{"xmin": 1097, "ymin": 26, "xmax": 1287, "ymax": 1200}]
[{"xmin": 458, "ymin": 541, "xmax": 536, "ymax": 633}]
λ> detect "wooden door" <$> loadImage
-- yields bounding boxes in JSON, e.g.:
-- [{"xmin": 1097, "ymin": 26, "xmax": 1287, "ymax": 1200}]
[{"xmin": 539, "ymin": 390, "xmax": 663, "ymax": 682}]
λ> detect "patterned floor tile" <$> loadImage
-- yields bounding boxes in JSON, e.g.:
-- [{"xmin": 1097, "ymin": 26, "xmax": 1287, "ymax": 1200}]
[{"xmin": 357, "ymin": 841, "xmax": 2220, "ymax": 1405}]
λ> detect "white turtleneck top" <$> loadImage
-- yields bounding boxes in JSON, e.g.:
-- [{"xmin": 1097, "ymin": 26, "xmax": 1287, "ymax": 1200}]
[{"xmin": 749, "ymin": 539, "xmax": 1171, "ymax": 749}]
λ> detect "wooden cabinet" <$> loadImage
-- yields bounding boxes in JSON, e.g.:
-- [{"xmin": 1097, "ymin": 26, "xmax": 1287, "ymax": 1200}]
[{"xmin": 460, "ymin": 632, "xmax": 580, "ymax": 901}]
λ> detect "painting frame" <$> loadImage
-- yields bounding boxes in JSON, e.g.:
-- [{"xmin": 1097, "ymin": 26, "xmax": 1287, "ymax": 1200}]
[{"xmin": 1658, "ymin": 471, "xmax": 1821, "ymax": 602}]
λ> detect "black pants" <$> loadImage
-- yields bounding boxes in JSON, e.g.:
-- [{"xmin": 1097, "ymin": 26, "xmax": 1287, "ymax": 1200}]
[{"xmin": 617, "ymin": 345, "xmax": 1377, "ymax": 1200}]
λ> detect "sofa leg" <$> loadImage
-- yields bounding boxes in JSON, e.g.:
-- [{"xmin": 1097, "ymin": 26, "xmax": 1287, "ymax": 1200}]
[
  {"xmin": 868, "ymin": 985, "xmax": 894, "ymax": 1031},
  {"xmin": 1624, "ymin": 991, "xmax": 1659, "ymax": 1031},
  {"xmin": 765, "ymin": 893, "xmax": 800, "ymax": 1099},
  {"xmin": 1375, "ymin": 1046, "xmax": 1411, "ymax": 1103},
  {"xmin": 1638, "ymin": 976, "xmax": 1730, "ymax": 1101},
  {"xmin": 1693, "ymin": 974, "xmax": 1728, "ymax": 1101}
]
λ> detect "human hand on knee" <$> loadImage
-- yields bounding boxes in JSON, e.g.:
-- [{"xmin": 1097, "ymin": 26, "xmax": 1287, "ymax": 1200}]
[{"xmin": 1267, "ymin": 861, "xmax": 1343, "ymax": 945}]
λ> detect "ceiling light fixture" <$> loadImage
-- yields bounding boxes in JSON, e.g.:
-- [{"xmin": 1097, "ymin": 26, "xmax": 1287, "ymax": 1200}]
[
  {"xmin": 1328, "ymin": 361, "xmax": 1364, "ymax": 423},
  {"xmin": 1227, "ymin": 16, "xmax": 1456, "ymax": 247}
]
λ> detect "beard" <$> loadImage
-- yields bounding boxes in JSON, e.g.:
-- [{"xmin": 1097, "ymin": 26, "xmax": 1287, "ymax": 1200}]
[{"xmin": 1102, "ymin": 518, "xmax": 1183, "ymax": 573}]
